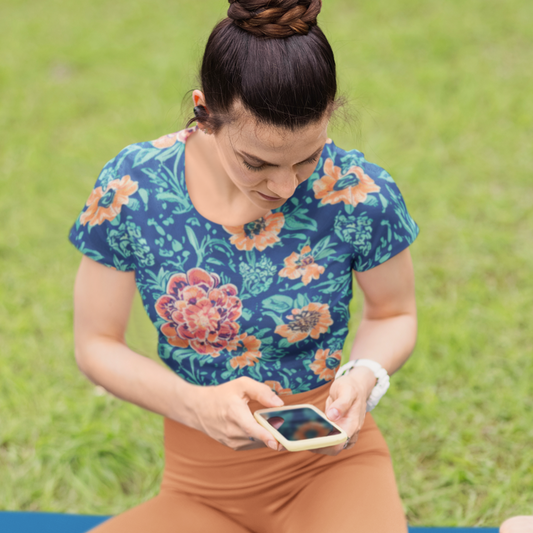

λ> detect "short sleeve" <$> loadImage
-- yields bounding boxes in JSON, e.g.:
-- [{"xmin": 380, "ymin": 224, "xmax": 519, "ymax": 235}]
[
  {"xmin": 332, "ymin": 153, "xmax": 419, "ymax": 272},
  {"xmin": 68, "ymin": 153, "xmax": 141, "ymax": 272}
]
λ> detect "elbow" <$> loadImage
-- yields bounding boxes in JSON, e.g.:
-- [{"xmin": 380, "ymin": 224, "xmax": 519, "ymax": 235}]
[
  {"xmin": 73, "ymin": 335, "xmax": 103, "ymax": 384},
  {"xmin": 74, "ymin": 343, "xmax": 93, "ymax": 379}
]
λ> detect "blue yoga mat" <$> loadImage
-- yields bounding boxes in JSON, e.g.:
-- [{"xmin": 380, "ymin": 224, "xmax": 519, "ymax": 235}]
[{"xmin": 0, "ymin": 512, "xmax": 500, "ymax": 532}]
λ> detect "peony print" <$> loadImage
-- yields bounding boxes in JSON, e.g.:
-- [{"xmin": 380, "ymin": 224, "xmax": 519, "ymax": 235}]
[
  {"xmin": 228, "ymin": 333, "xmax": 262, "ymax": 369},
  {"xmin": 278, "ymin": 245, "xmax": 325, "ymax": 286},
  {"xmin": 80, "ymin": 175, "xmax": 138, "ymax": 227},
  {"xmin": 224, "ymin": 212, "xmax": 285, "ymax": 252},
  {"xmin": 309, "ymin": 348, "xmax": 342, "ymax": 381},
  {"xmin": 313, "ymin": 158, "xmax": 380, "ymax": 207},
  {"xmin": 275, "ymin": 303, "xmax": 333, "ymax": 343},
  {"xmin": 155, "ymin": 268, "xmax": 243, "ymax": 355}
]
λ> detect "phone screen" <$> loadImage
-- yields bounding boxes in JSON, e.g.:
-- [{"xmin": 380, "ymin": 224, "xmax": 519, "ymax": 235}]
[{"xmin": 258, "ymin": 407, "xmax": 341, "ymax": 441}]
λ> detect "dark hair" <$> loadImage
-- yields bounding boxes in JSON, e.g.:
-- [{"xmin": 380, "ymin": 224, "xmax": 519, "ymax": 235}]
[{"xmin": 188, "ymin": 0, "xmax": 338, "ymax": 132}]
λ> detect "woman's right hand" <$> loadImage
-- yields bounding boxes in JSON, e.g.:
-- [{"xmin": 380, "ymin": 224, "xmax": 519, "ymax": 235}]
[{"xmin": 186, "ymin": 376, "xmax": 285, "ymax": 452}]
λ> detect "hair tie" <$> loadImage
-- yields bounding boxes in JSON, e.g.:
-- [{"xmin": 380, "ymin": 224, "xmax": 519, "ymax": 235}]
[{"xmin": 194, "ymin": 105, "xmax": 207, "ymax": 120}]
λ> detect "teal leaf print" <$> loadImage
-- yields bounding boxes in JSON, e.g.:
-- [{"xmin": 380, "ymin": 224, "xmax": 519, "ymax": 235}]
[
  {"xmin": 379, "ymin": 193, "xmax": 389, "ymax": 212},
  {"xmin": 295, "ymin": 293, "xmax": 310, "ymax": 309},
  {"xmin": 312, "ymin": 236, "xmax": 338, "ymax": 261},
  {"xmin": 363, "ymin": 195, "xmax": 379, "ymax": 207},
  {"xmin": 147, "ymin": 218, "xmax": 166, "ymax": 236},
  {"xmin": 138, "ymin": 188, "xmax": 149, "ymax": 209},
  {"xmin": 263, "ymin": 311, "xmax": 285, "ymax": 327},
  {"xmin": 127, "ymin": 198, "xmax": 140, "ymax": 211},
  {"xmin": 240, "ymin": 256, "xmax": 277, "ymax": 297},
  {"xmin": 159, "ymin": 344, "xmax": 173, "ymax": 360},
  {"xmin": 242, "ymin": 308, "xmax": 253, "ymax": 321},
  {"xmin": 154, "ymin": 141, "xmax": 184, "ymax": 164},
  {"xmin": 262, "ymin": 295, "xmax": 294, "ymax": 314},
  {"xmin": 77, "ymin": 242, "xmax": 104, "ymax": 263},
  {"xmin": 334, "ymin": 213, "xmax": 373, "ymax": 257},
  {"xmin": 107, "ymin": 221, "xmax": 155, "ymax": 267},
  {"xmin": 134, "ymin": 147, "xmax": 164, "ymax": 168}
]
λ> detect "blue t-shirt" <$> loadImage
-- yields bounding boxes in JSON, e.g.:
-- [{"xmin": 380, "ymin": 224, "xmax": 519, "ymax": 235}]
[{"xmin": 69, "ymin": 128, "xmax": 419, "ymax": 395}]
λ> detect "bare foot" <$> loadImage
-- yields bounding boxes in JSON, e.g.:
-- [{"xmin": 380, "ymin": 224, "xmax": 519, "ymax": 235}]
[{"xmin": 501, "ymin": 516, "xmax": 533, "ymax": 533}]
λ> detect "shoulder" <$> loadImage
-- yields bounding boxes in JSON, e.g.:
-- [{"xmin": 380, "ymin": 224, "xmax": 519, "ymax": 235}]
[
  {"xmin": 312, "ymin": 139, "xmax": 407, "ymax": 214},
  {"xmin": 106, "ymin": 126, "xmax": 196, "ymax": 178},
  {"xmin": 90, "ymin": 127, "xmax": 197, "ymax": 215},
  {"xmin": 311, "ymin": 140, "xmax": 419, "ymax": 271}
]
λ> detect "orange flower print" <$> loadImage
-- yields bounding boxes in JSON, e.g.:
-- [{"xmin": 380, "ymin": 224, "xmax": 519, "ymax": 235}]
[
  {"xmin": 155, "ymin": 268, "xmax": 243, "ymax": 355},
  {"xmin": 279, "ymin": 245, "xmax": 325, "ymax": 285},
  {"xmin": 80, "ymin": 175, "xmax": 138, "ymax": 227},
  {"xmin": 309, "ymin": 349, "xmax": 342, "ymax": 382},
  {"xmin": 275, "ymin": 303, "xmax": 333, "ymax": 344},
  {"xmin": 313, "ymin": 158, "xmax": 380, "ymax": 207},
  {"xmin": 265, "ymin": 380, "xmax": 292, "ymax": 396},
  {"xmin": 151, "ymin": 127, "xmax": 196, "ymax": 148},
  {"xmin": 224, "ymin": 212, "xmax": 285, "ymax": 252},
  {"xmin": 229, "ymin": 333, "xmax": 262, "ymax": 369},
  {"xmin": 293, "ymin": 421, "xmax": 331, "ymax": 440}
]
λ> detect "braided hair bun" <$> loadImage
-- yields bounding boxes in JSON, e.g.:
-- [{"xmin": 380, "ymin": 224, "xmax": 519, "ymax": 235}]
[
  {"xmin": 190, "ymin": 0, "xmax": 337, "ymax": 132},
  {"xmin": 227, "ymin": 0, "xmax": 322, "ymax": 38}
]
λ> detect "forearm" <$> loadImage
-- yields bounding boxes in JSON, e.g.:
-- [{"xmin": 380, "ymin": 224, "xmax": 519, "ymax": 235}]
[
  {"xmin": 75, "ymin": 336, "xmax": 197, "ymax": 426},
  {"xmin": 348, "ymin": 312, "xmax": 417, "ymax": 375}
]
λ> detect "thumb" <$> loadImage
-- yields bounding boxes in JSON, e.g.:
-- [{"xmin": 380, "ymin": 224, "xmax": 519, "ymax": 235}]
[
  {"xmin": 325, "ymin": 384, "xmax": 354, "ymax": 422},
  {"xmin": 242, "ymin": 378, "xmax": 284, "ymax": 408}
]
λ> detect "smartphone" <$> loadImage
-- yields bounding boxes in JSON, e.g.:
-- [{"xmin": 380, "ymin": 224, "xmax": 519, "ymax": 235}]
[{"xmin": 254, "ymin": 403, "xmax": 347, "ymax": 452}]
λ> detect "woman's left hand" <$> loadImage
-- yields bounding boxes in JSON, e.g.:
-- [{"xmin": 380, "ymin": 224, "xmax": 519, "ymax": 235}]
[{"xmin": 310, "ymin": 366, "xmax": 377, "ymax": 456}]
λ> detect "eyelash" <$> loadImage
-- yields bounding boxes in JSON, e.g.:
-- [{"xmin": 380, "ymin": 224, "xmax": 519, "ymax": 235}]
[{"xmin": 243, "ymin": 156, "xmax": 319, "ymax": 172}]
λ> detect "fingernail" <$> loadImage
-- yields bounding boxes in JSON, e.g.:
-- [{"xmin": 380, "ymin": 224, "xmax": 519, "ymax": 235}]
[
  {"xmin": 327, "ymin": 408, "xmax": 339, "ymax": 420},
  {"xmin": 271, "ymin": 395, "xmax": 284, "ymax": 406},
  {"xmin": 268, "ymin": 440, "xmax": 278, "ymax": 450}
]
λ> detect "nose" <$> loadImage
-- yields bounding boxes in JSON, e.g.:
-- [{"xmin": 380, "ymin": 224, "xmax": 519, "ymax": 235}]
[{"xmin": 266, "ymin": 173, "xmax": 299, "ymax": 199}]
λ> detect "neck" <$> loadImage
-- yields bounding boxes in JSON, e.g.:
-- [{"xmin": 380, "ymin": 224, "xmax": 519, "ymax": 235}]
[{"xmin": 189, "ymin": 129, "xmax": 240, "ymax": 203}]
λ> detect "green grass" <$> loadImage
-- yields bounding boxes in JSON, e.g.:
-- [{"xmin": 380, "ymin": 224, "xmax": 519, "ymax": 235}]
[{"xmin": 1, "ymin": 0, "xmax": 532, "ymax": 526}]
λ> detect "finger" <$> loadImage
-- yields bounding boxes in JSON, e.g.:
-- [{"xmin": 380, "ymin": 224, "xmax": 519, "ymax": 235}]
[
  {"xmin": 267, "ymin": 416, "xmax": 285, "ymax": 430},
  {"xmin": 240, "ymin": 377, "xmax": 284, "ymax": 408},
  {"xmin": 325, "ymin": 388, "xmax": 356, "ymax": 421},
  {"xmin": 235, "ymin": 405, "xmax": 282, "ymax": 451}
]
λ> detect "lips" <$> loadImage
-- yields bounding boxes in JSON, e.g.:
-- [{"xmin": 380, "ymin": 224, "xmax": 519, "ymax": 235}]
[{"xmin": 256, "ymin": 191, "xmax": 282, "ymax": 201}]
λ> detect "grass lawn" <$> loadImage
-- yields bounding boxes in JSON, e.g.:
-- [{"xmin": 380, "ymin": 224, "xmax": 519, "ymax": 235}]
[{"xmin": 1, "ymin": 0, "xmax": 532, "ymax": 526}]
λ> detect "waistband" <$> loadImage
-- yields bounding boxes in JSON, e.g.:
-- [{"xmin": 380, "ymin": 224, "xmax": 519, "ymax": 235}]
[
  {"xmin": 248, "ymin": 380, "xmax": 333, "ymax": 413},
  {"xmin": 160, "ymin": 382, "xmax": 388, "ymax": 496}
]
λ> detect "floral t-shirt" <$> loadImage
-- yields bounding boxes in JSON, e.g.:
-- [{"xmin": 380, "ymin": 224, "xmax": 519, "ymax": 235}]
[{"xmin": 69, "ymin": 128, "xmax": 419, "ymax": 395}]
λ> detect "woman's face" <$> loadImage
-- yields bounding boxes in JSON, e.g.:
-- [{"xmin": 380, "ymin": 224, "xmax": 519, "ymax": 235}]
[{"xmin": 212, "ymin": 108, "xmax": 330, "ymax": 209}]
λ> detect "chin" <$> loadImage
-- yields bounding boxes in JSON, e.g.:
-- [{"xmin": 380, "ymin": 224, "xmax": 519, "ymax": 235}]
[{"xmin": 253, "ymin": 191, "xmax": 287, "ymax": 205}]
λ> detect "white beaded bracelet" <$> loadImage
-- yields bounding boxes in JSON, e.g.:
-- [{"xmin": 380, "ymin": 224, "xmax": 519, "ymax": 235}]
[{"xmin": 335, "ymin": 359, "xmax": 390, "ymax": 412}]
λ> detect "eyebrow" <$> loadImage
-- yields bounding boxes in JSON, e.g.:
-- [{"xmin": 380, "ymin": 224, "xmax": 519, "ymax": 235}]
[{"xmin": 238, "ymin": 146, "xmax": 323, "ymax": 167}]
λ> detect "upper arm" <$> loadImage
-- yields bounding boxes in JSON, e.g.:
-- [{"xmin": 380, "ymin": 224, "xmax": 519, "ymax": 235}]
[
  {"xmin": 354, "ymin": 248, "xmax": 416, "ymax": 320},
  {"xmin": 74, "ymin": 256, "xmax": 136, "ymax": 353}
]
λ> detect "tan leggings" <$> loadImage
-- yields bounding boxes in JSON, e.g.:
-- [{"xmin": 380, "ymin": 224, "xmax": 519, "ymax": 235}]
[{"xmin": 90, "ymin": 383, "xmax": 407, "ymax": 533}]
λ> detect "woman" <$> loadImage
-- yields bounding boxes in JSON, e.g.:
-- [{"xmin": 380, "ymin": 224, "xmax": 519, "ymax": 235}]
[{"xmin": 70, "ymin": 1, "xmax": 419, "ymax": 531}]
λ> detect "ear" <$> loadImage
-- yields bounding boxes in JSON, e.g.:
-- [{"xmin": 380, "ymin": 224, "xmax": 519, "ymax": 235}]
[{"xmin": 192, "ymin": 90, "xmax": 207, "ymax": 110}]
